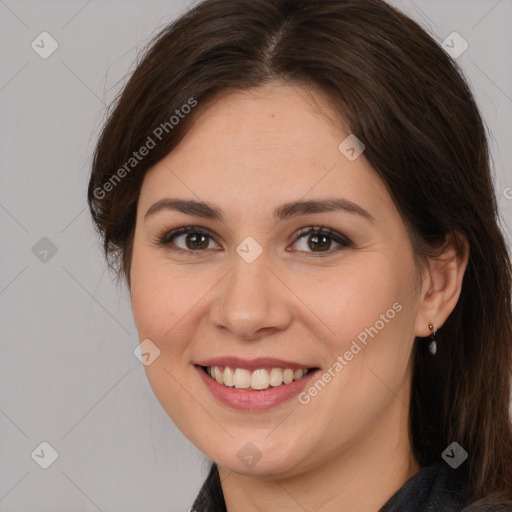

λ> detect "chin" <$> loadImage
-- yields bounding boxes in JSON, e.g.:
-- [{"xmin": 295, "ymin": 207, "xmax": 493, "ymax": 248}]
[{"xmin": 205, "ymin": 437, "xmax": 312, "ymax": 478}]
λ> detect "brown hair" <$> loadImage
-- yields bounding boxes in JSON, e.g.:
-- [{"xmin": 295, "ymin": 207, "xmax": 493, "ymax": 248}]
[{"xmin": 88, "ymin": 0, "xmax": 512, "ymax": 508}]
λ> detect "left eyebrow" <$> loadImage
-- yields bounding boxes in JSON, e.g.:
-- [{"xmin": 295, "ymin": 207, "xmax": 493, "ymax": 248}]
[
  {"xmin": 274, "ymin": 198, "xmax": 375, "ymax": 224},
  {"xmin": 144, "ymin": 197, "xmax": 375, "ymax": 224}
]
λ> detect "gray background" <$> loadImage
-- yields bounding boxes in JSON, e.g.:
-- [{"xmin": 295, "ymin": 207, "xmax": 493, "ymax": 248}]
[{"xmin": 0, "ymin": 0, "xmax": 511, "ymax": 510}]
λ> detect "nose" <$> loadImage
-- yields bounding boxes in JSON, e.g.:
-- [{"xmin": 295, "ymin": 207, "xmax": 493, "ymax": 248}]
[{"xmin": 209, "ymin": 253, "xmax": 293, "ymax": 341}]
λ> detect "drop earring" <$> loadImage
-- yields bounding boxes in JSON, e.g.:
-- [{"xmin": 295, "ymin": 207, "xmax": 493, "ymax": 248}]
[{"xmin": 428, "ymin": 323, "xmax": 437, "ymax": 355}]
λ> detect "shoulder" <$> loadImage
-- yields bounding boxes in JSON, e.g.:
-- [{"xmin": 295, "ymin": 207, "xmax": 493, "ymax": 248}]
[
  {"xmin": 191, "ymin": 461, "xmax": 511, "ymax": 512},
  {"xmin": 461, "ymin": 500, "xmax": 512, "ymax": 512},
  {"xmin": 379, "ymin": 460, "xmax": 512, "ymax": 512},
  {"xmin": 379, "ymin": 460, "xmax": 465, "ymax": 511}
]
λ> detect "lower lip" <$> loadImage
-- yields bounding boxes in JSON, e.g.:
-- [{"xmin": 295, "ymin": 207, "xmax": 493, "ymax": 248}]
[{"xmin": 195, "ymin": 366, "xmax": 318, "ymax": 411}]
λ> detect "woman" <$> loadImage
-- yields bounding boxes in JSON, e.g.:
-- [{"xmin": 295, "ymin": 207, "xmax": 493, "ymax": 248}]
[{"xmin": 87, "ymin": 0, "xmax": 512, "ymax": 510}]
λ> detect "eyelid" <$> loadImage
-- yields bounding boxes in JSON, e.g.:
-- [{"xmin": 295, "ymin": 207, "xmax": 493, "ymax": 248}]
[
  {"xmin": 154, "ymin": 224, "xmax": 353, "ymax": 255},
  {"xmin": 154, "ymin": 225, "xmax": 219, "ymax": 253},
  {"xmin": 293, "ymin": 226, "xmax": 353, "ymax": 247}
]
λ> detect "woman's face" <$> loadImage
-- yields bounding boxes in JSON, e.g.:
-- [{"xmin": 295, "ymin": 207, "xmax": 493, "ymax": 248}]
[{"xmin": 130, "ymin": 83, "xmax": 426, "ymax": 477}]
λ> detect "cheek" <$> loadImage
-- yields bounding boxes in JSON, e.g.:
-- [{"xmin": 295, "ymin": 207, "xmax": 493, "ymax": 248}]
[
  {"xmin": 129, "ymin": 249, "xmax": 209, "ymax": 438},
  {"xmin": 295, "ymin": 254, "xmax": 417, "ymax": 408},
  {"xmin": 130, "ymin": 247, "xmax": 217, "ymax": 360},
  {"xmin": 130, "ymin": 246, "xmax": 182, "ymax": 344},
  {"xmin": 290, "ymin": 259, "xmax": 407, "ymax": 348},
  {"xmin": 294, "ymin": 265, "xmax": 416, "ymax": 437}
]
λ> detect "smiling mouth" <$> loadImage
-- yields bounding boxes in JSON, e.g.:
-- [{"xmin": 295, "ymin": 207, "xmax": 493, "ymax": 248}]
[{"xmin": 198, "ymin": 365, "xmax": 317, "ymax": 391}]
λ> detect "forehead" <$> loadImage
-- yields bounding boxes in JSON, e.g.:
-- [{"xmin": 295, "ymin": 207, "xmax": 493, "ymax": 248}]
[
  {"xmin": 138, "ymin": 83, "xmax": 392, "ymax": 224},
  {"xmin": 178, "ymin": 83, "xmax": 348, "ymax": 154}
]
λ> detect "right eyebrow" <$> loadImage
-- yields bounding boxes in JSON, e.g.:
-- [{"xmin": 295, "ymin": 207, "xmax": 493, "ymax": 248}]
[{"xmin": 144, "ymin": 198, "xmax": 223, "ymax": 222}]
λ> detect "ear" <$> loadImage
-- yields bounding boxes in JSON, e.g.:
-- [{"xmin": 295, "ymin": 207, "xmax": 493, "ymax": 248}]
[{"xmin": 414, "ymin": 233, "xmax": 469, "ymax": 337}]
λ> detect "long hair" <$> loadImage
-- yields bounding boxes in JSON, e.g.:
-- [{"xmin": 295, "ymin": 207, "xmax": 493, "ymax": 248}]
[{"xmin": 88, "ymin": 0, "xmax": 512, "ymax": 508}]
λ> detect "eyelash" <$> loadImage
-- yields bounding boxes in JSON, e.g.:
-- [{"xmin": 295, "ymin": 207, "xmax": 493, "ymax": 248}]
[{"xmin": 153, "ymin": 225, "xmax": 354, "ymax": 257}]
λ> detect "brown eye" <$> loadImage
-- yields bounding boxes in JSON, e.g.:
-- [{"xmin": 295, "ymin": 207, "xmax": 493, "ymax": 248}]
[
  {"xmin": 156, "ymin": 226, "xmax": 219, "ymax": 254},
  {"xmin": 291, "ymin": 227, "xmax": 353, "ymax": 255},
  {"xmin": 183, "ymin": 232, "xmax": 210, "ymax": 250},
  {"xmin": 307, "ymin": 233, "xmax": 332, "ymax": 252}
]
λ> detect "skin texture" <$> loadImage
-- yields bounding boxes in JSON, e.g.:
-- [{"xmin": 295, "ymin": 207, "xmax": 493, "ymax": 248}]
[{"xmin": 129, "ymin": 83, "xmax": 468, "ymax": 512}]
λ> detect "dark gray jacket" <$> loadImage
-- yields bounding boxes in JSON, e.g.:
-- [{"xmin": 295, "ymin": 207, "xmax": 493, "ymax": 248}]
[{"xmin": 191, "ymin": 459, "xmax": 510, "ymax": 511}]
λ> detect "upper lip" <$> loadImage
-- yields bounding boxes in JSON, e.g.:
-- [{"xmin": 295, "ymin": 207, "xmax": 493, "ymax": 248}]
[{"xmin": 195, "ymin": 356, "xmax": 317, "ymax": 371}]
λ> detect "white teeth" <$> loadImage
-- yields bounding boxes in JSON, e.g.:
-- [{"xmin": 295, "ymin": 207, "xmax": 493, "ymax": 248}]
[
  {"xmin": 293, "ymin": 369, "xmax": 305, "ymax": 381},
  {"xmin": 283, "ymin": 368, "xmax": 294, "ymax": 384},
  {"xmin": 269, "ymin": 368, "xmax": 283, "ymax": 387},
  {"xmin": 251, "ymin": 369, "xmax": 270, "ymax": 390},
  {"xmin": 205, "ymin": 366, "xmax": 310, "ymax": 391},
  {"xmin": 214, "ymin": 366, "xmax": 223, "ymax": 384},
  {"xmin": 223, "ymin": 367, "xmax": 235, "ymax": 387},
  {"xmin": 234, "ymin": 368, "xmax": 251, "ymax": 389}
]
